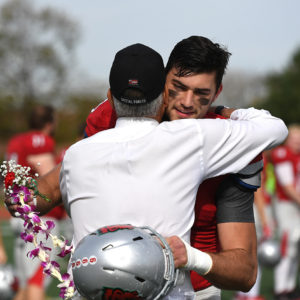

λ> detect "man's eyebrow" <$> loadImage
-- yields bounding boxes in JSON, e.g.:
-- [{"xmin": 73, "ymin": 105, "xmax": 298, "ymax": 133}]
[
  {"xmin": 193, "ymin": 88, "xmax": 211, "ymax": 95},
  {"xmin": 172, "ymin": 79, "xmax": 188, "ymax": 89},
  {"xmin": 172, "ymin": 79, "xmax": 211, "ymax": 94}
]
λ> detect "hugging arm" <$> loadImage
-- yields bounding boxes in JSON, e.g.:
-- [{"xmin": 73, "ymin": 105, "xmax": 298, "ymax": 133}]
[{"xmin": 206, "ymin": 175, "xmax": 257, "ymax": 291}]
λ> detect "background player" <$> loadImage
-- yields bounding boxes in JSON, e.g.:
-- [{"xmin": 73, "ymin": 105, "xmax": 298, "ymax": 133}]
[
  {"xmin": 5, "ymin": 105, "xmax": 65, "ymax": 300},
  {"xmin": 271, "ymin": 125, "xmax": 300, "ymax": 300}
]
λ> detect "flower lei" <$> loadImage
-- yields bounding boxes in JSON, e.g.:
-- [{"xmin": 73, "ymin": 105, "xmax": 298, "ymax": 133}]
[{"xmin": 1, "ymin": 160, "xmax": 75, "ymax": 299}]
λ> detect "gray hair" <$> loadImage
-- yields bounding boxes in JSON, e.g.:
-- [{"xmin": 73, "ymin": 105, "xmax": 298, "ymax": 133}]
[{"xmin": 113, "ymin": 94, "xmax": 164, "ymax": 118}]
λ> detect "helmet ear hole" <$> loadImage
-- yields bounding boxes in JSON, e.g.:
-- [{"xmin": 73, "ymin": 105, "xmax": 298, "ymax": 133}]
[
  {"xmin": 102, "ymin": 244, "xmax": 113, "ymax": 251},
  {"xmin": 132, "ymin": 236, "xmax": 143, "ymax": 241},
  {"xmin": 135, "ymin": 276, "xmax": 145, "ymax": 283}
]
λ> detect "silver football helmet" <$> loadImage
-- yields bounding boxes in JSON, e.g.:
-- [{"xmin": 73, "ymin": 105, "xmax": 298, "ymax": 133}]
[
  {"xmin": 0, "ymin": 264, "xmax": 19, "ymax": 300},
  {"xmin": 71, "ymin": 225, "xmax": 176, "ymax": 299},
  {"xmin": 257, "ymin": 238, "xmax": 281, "ymax": 268}
]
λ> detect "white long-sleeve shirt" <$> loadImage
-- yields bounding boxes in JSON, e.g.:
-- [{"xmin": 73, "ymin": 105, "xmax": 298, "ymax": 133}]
[{"xmin": 60, "ymin": 107, "xmax": 287, "ymax": 298}]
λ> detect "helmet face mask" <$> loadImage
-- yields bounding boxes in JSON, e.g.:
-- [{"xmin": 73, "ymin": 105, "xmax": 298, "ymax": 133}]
[{"xmin": 72, "ymin": 225, "xmax": 176, "ymax": 299}]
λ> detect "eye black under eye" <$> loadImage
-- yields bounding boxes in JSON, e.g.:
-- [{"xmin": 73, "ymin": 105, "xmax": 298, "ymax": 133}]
[
  {"xmin": 199, "ymin": 98, "xmax": 210, "ymax": 105},
  {"xmin": 169, "ymin": 89, "xmax": 178, "ymax": 98}
]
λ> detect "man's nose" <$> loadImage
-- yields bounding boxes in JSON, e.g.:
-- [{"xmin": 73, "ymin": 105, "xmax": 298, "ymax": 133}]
[{"xmin": 181, "ymin": 91, "xmax": 194, "ymax": 108}]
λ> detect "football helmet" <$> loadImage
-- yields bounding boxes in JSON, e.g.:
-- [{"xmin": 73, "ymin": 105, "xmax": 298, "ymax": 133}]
[
  {"xmin": 71, "ymin": 225, "xmax": 176, "ymax": 299},
  {"xmin": 257, "ymin": 238, "xmax": 281, "ymax": 268},
  {"xmin": 0, "ymin": 264, "xmax": 19, "ymax": 300}
]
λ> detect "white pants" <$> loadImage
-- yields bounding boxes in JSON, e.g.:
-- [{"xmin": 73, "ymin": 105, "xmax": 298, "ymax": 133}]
[
  {"xmin": 274, "ymin": 200, "xmax": 300, "ymax": 293},
  {"xmin": 195, "ymin": 286, "xmax": 221, "ymax": 300}
]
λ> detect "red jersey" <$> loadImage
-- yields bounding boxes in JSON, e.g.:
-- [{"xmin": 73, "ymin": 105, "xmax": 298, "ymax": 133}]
[
  {"xmin": 6, "ymin": 131, "xmax": 55, "ymax": 169},
  {"xmin": 271, "ymin": 145, "xmax": 300, "ymax": 201},
  {"xmin": 6, "ymin": 131, "xmax": 65, "ymax": 220},
  {"xmin": 84, "ymin": 101, "xmax": 261, "ymax": 291},
  {"xmin": 84, "ymin": 100, "xmax": 117, "ymax": 137}
]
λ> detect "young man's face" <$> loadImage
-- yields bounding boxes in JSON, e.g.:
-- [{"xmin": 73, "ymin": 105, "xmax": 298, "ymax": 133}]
[{"xmin": 165, "ymin": 67, "xmax": 221, "ymax": 120}]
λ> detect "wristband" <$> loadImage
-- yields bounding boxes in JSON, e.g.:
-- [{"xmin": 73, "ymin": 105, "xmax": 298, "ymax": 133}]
[
  {"xmin": 181, "ymin": 239, "xmax": 213, "ymax": 275},
  {"xmin": 215, "ymin": 105, "xmax": 226, "ymax": 115}
]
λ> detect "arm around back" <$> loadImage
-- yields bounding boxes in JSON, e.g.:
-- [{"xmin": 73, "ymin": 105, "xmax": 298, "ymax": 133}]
[
  {"xmin": 203, "ymin": 176, "xmax": 257, "ymax": 291},
  {"xmin": 35, "ymin": 163, "xmax": 63, "ymax": 215},
  {"xmin": 201, "ymin": 108, "xmax": 288, "ymax": 179}
]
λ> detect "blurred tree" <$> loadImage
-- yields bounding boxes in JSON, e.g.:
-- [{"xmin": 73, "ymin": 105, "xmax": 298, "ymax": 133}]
[
  {"xmin": 255, "ymin": 47, "xmax": 300, "ymax": 125},
  {"xmin": 55, "ymin": 92, "xmax": 105, "ymax": 145},
  {"xmin": 0, "ymin": 0, "xmax": 80, "ymax": 108},
  {"xmin": 219, "ymin": 70, "xmax": 266, "ymax": 108}
]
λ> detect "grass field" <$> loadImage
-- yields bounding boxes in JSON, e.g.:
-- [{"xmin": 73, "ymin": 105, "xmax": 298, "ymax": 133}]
[{"xmin": 0, "ymin": 219, "xmax": 298, "ymax": 300}]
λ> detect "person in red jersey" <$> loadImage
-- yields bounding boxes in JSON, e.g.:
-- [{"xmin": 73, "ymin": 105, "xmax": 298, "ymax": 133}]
[
  {"xmin": 271, "ymin": 125, "xmax": 300, "ymax": 300},
  {"xmin": 83, "ymin": 36, "xmax": 262, "ymax": 299},
  {"xmin": 5, "ymin": 37, "xmax": 265, "ymax": 300},
  {"xmin": 6, "ymin": 105, "xmax": 65, "ymax": 300}
]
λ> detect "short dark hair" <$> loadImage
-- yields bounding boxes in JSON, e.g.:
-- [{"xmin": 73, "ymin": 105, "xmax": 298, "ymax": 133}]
[
  {"xmin": 28, "ymin": 105, "xmax": 55, "ymax": 130},
  {"xmin": 165, "ymin": 36, "xmax": 231, "ymax": 90}
]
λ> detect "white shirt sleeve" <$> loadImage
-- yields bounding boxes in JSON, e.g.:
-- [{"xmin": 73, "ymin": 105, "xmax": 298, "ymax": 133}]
[
  {"xmin": 197, "ymin": 107, "xmax": 288, "ymax": 179},
  {"xmin": 275, "ymin": 162, "xmax": 294, "ymax": 186}
]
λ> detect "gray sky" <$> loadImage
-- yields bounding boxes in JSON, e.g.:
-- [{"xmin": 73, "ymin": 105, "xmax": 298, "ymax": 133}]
[{"xmin": 33, "ymin": 0, "xmax": 300, "ymax": 81}]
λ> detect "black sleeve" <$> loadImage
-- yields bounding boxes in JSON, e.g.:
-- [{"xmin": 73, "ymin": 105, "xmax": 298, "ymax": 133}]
[{"xmin": 216, "ymin": 175, "xmax": 255, "ymax": 224}]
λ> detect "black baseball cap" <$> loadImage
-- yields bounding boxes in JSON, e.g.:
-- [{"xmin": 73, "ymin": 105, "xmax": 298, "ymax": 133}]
[{"xmin": 109, "ymin": 43, "xmax": 165, "ymax": 105}]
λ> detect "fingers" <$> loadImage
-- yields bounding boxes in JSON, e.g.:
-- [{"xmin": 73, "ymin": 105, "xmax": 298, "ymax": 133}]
[
  {"xmin": 5, "ymin": 204, "xmax": 20, "ymax": 217},
  {"xmin": 4, "ymin": 196, "xmax": 21, "ymax": 217},
  {"xmin": 165, "ymin": 236, "xmax": 188, "ymax": 268}
]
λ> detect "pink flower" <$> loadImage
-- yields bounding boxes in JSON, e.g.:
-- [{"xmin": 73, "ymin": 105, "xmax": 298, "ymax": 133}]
[
  {"xmin": 40, "ymin": 220, "xmax": 55, "ymax": 239},
  {"xmin": 39, "ymin": 241, "xmax": 52, "ymax": 253},
  {"xmin": 42, "ymin": 260, "xmax": 60, "ymax": 276},
  {"xmin": 33, "ymin": 225, "xmax": 42, "ymax": 234},
  {"xmin": 28, "ymin": 247, "xmax": 40, "ymax": 258},
  {"xmin": 57, "ymin": 241, "xmax": 73, "ymax": 258},
  {"xmin": 28, "ymin": 212, "xmax": 41, "ymax": 223},
  {"xmin": 11, "ymin": 185, "xmax": 31, "ymax": 203},
  {"xmin": 16, "ymin": 204, "xmax": 32, "ymax": 215},
  {"xmin": 59, "ymin": 287, "xmax": 67, "ymax": 299},
  {"xmin": 27, "ymin": 242, "xmax": 52, "ymax": 262},
  {"xmin": 20, "ymin": 232, "xmax": 34, "ymax": 243},
  {"xmin": 58, "ymin": 275, "xmax": 75, "ymax": 299}
]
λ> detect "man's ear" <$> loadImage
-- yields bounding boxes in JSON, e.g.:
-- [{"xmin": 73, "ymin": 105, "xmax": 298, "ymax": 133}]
[
  {"xmin": 163, "ymin": 86, "xmax": 169, "ymax": 108},
  {"xmin": 213, "ymin": 84, "xmax": 223, "ymax": 102},
  {"xmin": 107, "ymin": 89, "xmax": 115, "ymax": 109}
]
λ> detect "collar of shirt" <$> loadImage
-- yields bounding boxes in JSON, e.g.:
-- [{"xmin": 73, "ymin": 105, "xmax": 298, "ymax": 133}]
[{"xmin": 114, "ymin": 117, "xmax": 159, "ymax": 140}]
